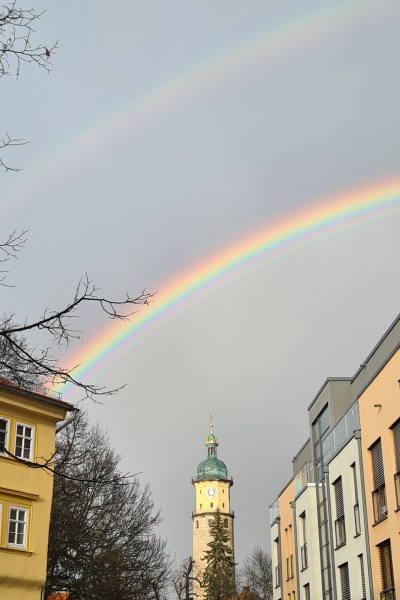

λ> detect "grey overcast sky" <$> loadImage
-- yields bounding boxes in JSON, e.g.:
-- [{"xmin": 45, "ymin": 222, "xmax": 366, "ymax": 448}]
[{"xmin": 2, "ymin": 0, "xmax": 400, "ymax": 568}]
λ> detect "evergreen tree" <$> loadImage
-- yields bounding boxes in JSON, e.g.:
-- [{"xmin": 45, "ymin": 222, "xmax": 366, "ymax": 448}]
[{"xmin": 202, "ymin": 509, "xmax": 236, "ymax": 600}]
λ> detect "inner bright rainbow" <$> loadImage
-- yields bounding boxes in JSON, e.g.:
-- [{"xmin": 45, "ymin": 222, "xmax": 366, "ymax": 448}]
[{"xmin": 57, "ymin": 178, "xmax": 400, "ymax": 396}]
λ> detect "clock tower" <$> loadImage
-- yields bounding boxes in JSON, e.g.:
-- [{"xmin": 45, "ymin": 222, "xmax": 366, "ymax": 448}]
[{"xmin": 192, "ymin": 418, "xmax": 234, "ymax": 598}]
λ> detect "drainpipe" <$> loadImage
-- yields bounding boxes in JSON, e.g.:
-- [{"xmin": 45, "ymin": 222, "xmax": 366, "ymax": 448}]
[
  {"xmin": 355, "ymin": 428, "xmax": 374, "ymax": 599},
  {"xmin": 276, "ymin": 516, "xmax": 282, "ymax": 598},
  {"xmin": 290, "ymin": 501, "xmax": 301, "ymax": 600},
  {"xmin": 323, "ymin": 465, "xmax": 337, "ymax": 600}
]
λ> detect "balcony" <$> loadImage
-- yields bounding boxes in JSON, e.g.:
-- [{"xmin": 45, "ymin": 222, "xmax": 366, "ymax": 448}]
[
  {"xmin": 372, "ymin": 485, "xmax": 387, "ymax": 523},
  {"xmin": 335, "ymin": 515, "xmax": 346, "ymax": 548},
  {"xmin": 301, "ymin": 543, "xmax": 308, "ymax": 570}
]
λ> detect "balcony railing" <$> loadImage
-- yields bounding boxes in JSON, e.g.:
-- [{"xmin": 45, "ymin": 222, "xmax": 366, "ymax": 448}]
[
  {"xmin": 29, "ymin": 382, "xmax": 62, "ymax": 400},
  {"xmin": 275, "ymin": 565, "xmax": 281, "ymax": 588},
  {"xmin": 301, "ymin": 542, "xmax": 308, "ymax": 570},
  {"xmin": 372, "ymin": 485, "xmax": 387, "ymax": 523},
  {"xmin": 354, "ymin": 503, "xmax": 361, "ymax": 535},
  {"xmin": 380, "ymin": 589, "xmax": 395, "ymax": 600},
  {"xmin": 394, "ymin": 472, "xmax": 400, "ymax": 509},
  {"xmin": 335, "ymin": 515, "xmax": 346, "ymax": 548}
]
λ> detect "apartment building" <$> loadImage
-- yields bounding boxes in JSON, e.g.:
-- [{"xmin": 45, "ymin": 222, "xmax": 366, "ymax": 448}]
[{"xmin": 270, "ymin": 314, "xmax": 400, "ymax": 600}]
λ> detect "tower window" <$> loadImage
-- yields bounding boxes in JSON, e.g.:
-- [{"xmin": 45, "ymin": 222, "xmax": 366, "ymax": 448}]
[
  {"xmin": 200, "ymin": 504, "xmax": 202, "ymax": 509},
  {"xmin": 208, "ymin": 519, "xmax": 214, "ymax": 526},
  {"xmin": 210, "ymin": 503, "xmax": 213, "ymax": 508},
  {"xmin": 224, "ymin": 518, "xmax": 228, "ymax": 527},
  {"xmin": 222, "ymin": 503, "xmax": 225, "ymax": 508},
  {"xmin": 196, "ymin": 520, "xmax": 199, "ymax": 529}
]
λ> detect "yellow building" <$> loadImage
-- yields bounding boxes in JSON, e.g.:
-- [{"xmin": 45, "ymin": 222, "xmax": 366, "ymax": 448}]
[
  {"xmin": 192, "ymin": 419, "xmax": 234, "ymax": 599},
  {"xmin": 0, "ymin": 379, "xmax": 73, "ymax": 599}
]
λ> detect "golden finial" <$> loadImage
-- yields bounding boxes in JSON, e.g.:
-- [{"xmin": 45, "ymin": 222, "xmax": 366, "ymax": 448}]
[{"xmin": 209, "ymin": 414, "xmax": 213, "ymax": 435}]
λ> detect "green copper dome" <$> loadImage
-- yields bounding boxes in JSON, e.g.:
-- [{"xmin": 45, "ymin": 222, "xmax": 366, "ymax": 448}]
[{"xmin": 196, "ymin": 417, "xmax": 228, "ymax": 481}]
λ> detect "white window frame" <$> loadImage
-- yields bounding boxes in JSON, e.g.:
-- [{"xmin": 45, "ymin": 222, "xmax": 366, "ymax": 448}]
[
  {"xmin": 0, "ymin": 417, "xmax": 10, "ymax": 455},
  {"xmin": 14, "ymin": 422, "xmax": 35, "ymax": 461},
  {"xmin": 7, "ymin": 506, "xmax": 28, "ymax": 548}
]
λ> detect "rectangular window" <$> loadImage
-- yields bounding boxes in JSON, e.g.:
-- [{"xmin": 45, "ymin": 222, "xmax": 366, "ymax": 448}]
[
  {"xmin": 14, "ymin": 423, "xmax": 34, "ymax": 461},
  {"xmin": 378, "ymin": 539, "xmax": 395, "ymax": 600},
  {"xmin": 339, "ymin": 562, "xmax": 351, "ymax": 600},
  {"xmin": 0, "ymin": 418, "xmax": 9, "ymax": 454},
  {"xmin": 370, "ymin": 439, "xmax": 387, "ymax": 523},
  {"xmin": 352, "ymin": 463, "xmax": 361, "ymax": 535},
  {"xmin": 196, "ymin": 520, "xmax": 199, "ymax": 529},
  {"xmin": 210, "ymin": 502, "xmax": 213, "ymax": 508},
  {"xmin": 7, "ymin": 507, "xmax": 28, "ymax": 548},
  {"xmin": 392, "ymin": 419, "xmax": 400, "ymax": 509},
  {"xmin": 224, "ymin": 518, "xmax": 228, "ymax": 528},
  {"xmin": 334, "ymin": 477, "xmax": 346, "ymax": 547}
]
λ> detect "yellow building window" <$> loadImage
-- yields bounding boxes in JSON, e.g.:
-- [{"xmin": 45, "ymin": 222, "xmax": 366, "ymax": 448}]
[
  {"xmin": 8, "ymin": 507, "xmax": 28, "ymax": 548},
  {"xmin": 0, "ymin": 416, "xmax": 36, "ymax": 462}
]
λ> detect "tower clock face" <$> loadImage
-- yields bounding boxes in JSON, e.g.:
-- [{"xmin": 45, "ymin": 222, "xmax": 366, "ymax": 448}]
[{"xmin": 206, "ymin": 486, "xmax": 217, "ymax": 498}]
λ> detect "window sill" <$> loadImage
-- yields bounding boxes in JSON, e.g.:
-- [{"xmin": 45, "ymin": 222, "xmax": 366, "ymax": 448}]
[
  {"xmin": 354, "ymin": 533, "xmax": 361, "ymax": 538},
  {"xmin": 0, "ymin": 545, "xmax": 32, "ymax": 556}
]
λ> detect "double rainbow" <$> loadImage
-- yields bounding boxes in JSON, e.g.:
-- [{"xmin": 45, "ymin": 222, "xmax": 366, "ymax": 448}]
[{"xmin": 58, "ymin": 178, "xmax": 400, "ymax": 396}]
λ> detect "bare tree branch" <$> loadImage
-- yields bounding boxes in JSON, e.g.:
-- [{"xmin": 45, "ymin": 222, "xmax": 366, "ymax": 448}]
[
  {"xmin": 1, "ymin": 2, "xmax": 57, "ymax": 171},
  {"xmin": 0, "ymin": 133, "xmax": 28, "ymax": 172},
  {"xmin": 45, "ymin": 412, "xmax": 171, "ymax": 600},
  {"xmin": 0, "ymin": 1, "xmax": 57, "ymax": 78},
  {"xmin": 0, "ymin": 231, "xmax": 155, "ymax": 400}
]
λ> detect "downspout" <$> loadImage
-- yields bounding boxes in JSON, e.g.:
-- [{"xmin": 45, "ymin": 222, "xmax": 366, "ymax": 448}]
[
  {"xmin": 276, "ymin": 516, "xmax": 282, "ymax": 598},
  {"xmin": 355, "ymin": 428, "xmax": 374, "ymax": 599},
  {"xmin": 290, "ymin": 501, "xmax": 301, "ymax": 600}
]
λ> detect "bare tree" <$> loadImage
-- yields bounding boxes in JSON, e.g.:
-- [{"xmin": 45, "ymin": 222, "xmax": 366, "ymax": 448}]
[
  {"xmin": 0, "ymin": 230, "xmax": 153, "ymax": 400},
  {"xmin": 237, "ymin": 547, "xmax": 272, "ymax": 600},
  {"xmin": 45, "ymin": 411, "xmax": 170, "ymax": 600},
  {"xmin": 1, "ymin": 1, "xmax": 57, "ymax": 171},
  {"xmin": 171, "ymin": 557, "xmax": 206, "ymax": 600}
]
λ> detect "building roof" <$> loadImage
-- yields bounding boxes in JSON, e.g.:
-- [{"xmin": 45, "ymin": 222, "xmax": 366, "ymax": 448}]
[
  {"xmin": 195, "ymin": 417, "xmax": 229, "ymax": 481},
  {"xmin": 0, "ymin": 377, "xmax": 74, "ymax": 412}
]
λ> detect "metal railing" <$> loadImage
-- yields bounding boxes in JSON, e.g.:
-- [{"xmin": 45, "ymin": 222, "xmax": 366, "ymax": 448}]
[
  {"xmin": 380, "ymin": 589, "xmax": 395, "ymax": 600},
  {"xmin": 335, "ymin": 515, "xmax": 346, "ymax": 548},
  {"xmin": 275, "ymin": 565, "xmax": 281, "ymax": 588},
  {"xmin": 191, "ymin": 509, "xmax": 234, "ymax": 518},
  {"xmin": 354, "ymin": 503, "xmax": 361, "ymax": 535},
  {"xmin": 372, "ymin": 485, "xmax": 387, "ymax": 523},
  {"xmin": 394, "ymin": 472, "xmax": 400, "ymax": 509},
  {"xmin": 301, "ymin": 543, "xmax": 308, "ymax": 570},
  {"xmin": 28, "ymin": 382, "xmax": 62, "ymax": 400}
]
